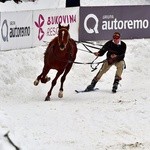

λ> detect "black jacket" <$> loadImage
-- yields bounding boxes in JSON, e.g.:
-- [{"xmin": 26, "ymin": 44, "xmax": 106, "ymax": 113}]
[{"xmin": 98, "ymin": 40, "xmax": 126, "ymax": 62}]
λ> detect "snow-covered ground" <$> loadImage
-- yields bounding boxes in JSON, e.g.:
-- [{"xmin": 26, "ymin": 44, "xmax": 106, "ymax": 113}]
[{"xmin": 1, "ymin": 0, "xmax": 150, "ymax": 150}]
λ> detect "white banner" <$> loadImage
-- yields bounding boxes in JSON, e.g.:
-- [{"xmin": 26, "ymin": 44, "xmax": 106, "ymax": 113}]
[
  {"xmin": 0, "ymin": 11, "xmax": 32, "ymax": 50},
  {"xmin": 33, "ymin": 7, "xmax": 79, "ymax": 46}
]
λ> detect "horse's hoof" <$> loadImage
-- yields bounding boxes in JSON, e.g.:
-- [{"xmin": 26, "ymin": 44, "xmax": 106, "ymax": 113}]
[
  {"xmin": 33, "ymin": 80, "xmax": 39, "ymax": 86},
  {"xmin": 45, "ymin": 96, "xmax": 50, "ymax": 101},
  {"xmin": 58, "ymin": 90, "xmax": 63, "ymax": 98},
  {"xmin": 41, "ymin": 76, "xmax": 51, "ymax": 83}
]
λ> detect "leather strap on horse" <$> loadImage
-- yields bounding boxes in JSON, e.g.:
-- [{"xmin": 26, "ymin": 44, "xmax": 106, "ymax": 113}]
[
  {"xmin": 44, "ymin": 40, "xmax": 105, "ymax": 71},
  {"xmin": 69, "ymin": 58, "xmax": 105, "ymax": 72}
]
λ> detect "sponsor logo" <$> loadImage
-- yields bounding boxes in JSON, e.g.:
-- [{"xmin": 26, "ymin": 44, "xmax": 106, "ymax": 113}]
[
  {"xmin": 1, "ymin": 20, "xmax": 9, "ymax": 42},
  {"xmin": 34, "ymin": 14, "xmax": 77, "ymax": 39},
  {"xmin": 84, "ymin": 14, "xmax": 149, "ymax": 33},
  {"xmin": 46, "ymin": 14, "xmax": 77, "ymax": 37},
  {"xmin": 84, "ymin": 14, "xmax": 99, "ymax": 34},
  {"xmin": 47, "ymin": 15, "xmax": 76, "ymax": 25},
  {"xmin": 10, "ymin": 26, "xmax": 30, "ymax": 38},
  {"xmin": 35, "ymin": 14, "xmax": 45, "ymax": 41},
  {"xmin": 1, "ymin": 19, "xmax": 30, "ymax": 42},
  {"xmin": 102, "ymin": 15, "xmax": 149, "ymax": 30}
]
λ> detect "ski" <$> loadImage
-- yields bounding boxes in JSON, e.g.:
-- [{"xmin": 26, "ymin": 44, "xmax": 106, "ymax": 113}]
[{"xmin": 75, "ymin": 88, "xmax": 99, "ymax": 93}]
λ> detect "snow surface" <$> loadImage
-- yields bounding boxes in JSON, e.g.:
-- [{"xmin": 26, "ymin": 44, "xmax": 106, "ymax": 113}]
[{"xmin": 1, "ymin": 0, "xmax": 150, "ymax": 150}]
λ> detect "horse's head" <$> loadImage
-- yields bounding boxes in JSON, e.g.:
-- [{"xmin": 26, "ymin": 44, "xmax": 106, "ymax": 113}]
[{"xmin": 58, "ymin": 23, "xmax": 70, "ymax": 51}]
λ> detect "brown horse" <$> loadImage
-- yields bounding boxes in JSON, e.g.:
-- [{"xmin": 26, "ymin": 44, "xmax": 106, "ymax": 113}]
[{"xmin": 34, "ymin": 24, "xmax": 77, "ymax": 101}]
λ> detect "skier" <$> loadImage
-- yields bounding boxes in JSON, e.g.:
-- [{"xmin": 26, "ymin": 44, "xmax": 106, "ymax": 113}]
[{"xmin": 85, "ymin": 32, "xmax": 126, "ymax": 93}]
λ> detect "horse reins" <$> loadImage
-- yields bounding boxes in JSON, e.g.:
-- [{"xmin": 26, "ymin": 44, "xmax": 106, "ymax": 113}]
[{"xmin": 43, "ymin": 40, "xmax": 104, "ymax": 71}]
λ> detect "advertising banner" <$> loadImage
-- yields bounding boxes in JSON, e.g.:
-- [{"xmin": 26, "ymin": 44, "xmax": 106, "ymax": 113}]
[
  {"xmin": 33, "ymin": 7, "xmax": 79, "ymax": 47},
  {"xmin": 79, "ymin": 5, "xmax": 150, "ymax": 41},
  {"xmin": 0, "ymin": 11, "xmax": 32, "ymax": 50}
]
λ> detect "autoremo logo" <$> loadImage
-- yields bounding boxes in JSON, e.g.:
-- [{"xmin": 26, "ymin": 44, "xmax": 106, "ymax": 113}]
[
  {"xmin": 1, "ymin": 19, "xmax": 9, "ymax": 42},
  {"xmin": 35, "ymin": 14, "xmax": 45, "ymax": 40}
]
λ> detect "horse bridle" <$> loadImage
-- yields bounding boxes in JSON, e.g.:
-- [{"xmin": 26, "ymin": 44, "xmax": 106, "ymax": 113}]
[
  {"xmin": 49, "ymin": 39, "xmax": 74, "ymax": 64},
  {"xmin": 58, "ymin": 28, "xmax": 70, "ymax": 50}
]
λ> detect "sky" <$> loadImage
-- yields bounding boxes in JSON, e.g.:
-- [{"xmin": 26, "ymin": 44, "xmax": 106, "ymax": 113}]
[{"xmin": 0, "ymin": 0, "xmax": 150, "ymax": 150}]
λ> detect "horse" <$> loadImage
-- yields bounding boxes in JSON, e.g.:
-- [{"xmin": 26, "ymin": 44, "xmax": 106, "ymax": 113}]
[{"xmin": 34, "ymin": 23, "xmax": 78, "ymax": 101}]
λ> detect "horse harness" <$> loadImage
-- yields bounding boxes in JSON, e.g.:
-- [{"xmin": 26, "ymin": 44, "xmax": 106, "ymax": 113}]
[{"xmin": 49, "ymin": 39, "xmax": 75, "ymax": 64}]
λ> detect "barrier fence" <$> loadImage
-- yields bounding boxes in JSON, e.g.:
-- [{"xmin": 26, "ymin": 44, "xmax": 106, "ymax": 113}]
[
  {"xmin": 0, "ymin": 5, "xmax": 150, "ymax": 50},
  {"xmin": 0, "ymin": 7, "xmax": 79, "ymax": 50}
]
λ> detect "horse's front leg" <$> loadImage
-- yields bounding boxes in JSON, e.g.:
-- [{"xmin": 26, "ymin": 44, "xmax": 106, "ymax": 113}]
[
  {"xmin": 45, "ymin": 70, "xmax": 63, "ymax": 101},
  {"xmin": 33, "ymin": 65, "xmax": 50, "ymax": 86},
  {"xmin": 58, "ymin": 64, "xmax": 73, "ymax": 98}
]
